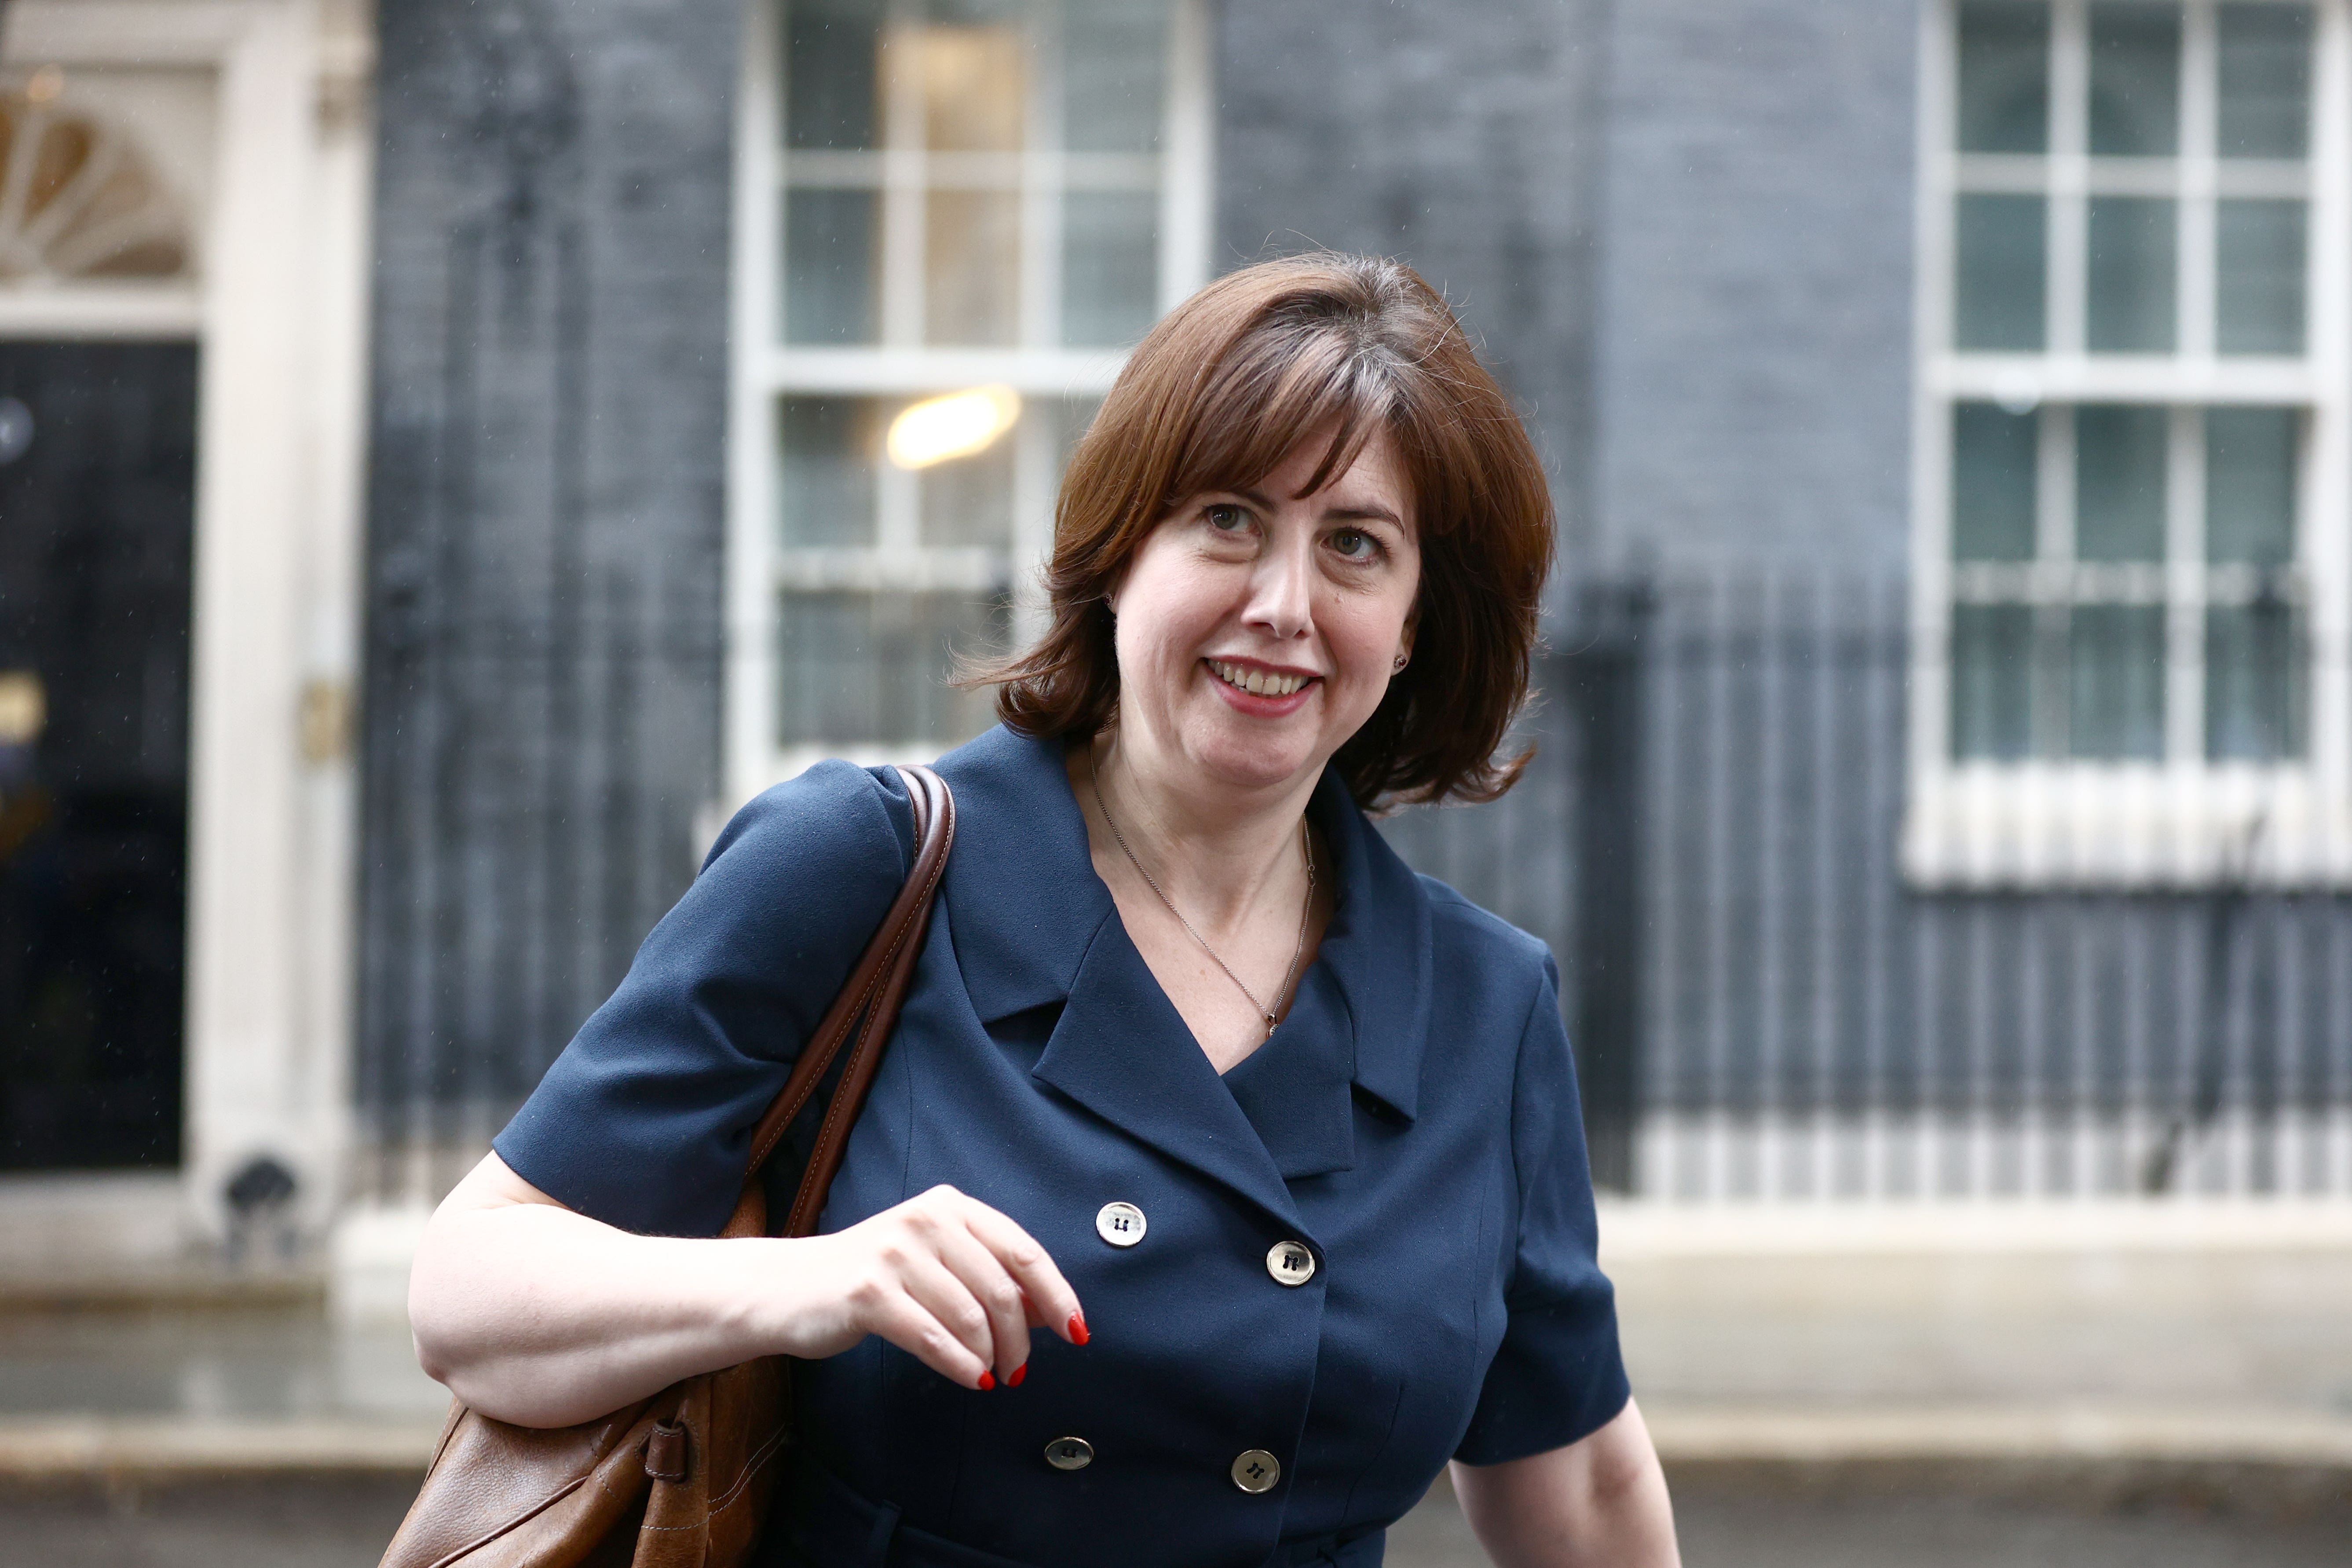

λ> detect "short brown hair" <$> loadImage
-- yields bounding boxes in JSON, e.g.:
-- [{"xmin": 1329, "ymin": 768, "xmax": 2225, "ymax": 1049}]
[{"xmin": 982, "ymin": 252, "xmax": 1555, "ymax": 807}]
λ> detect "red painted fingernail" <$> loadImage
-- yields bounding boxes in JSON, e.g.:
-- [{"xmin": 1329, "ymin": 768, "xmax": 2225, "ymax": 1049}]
[
  {"xmin": 1007, "ymin": 1363, "xmax": 1027, "ymax": 1387},
  {"xmin": 977, "ymin": 1371, "xmax": 995, "ymax": 1391},
  {"xmin": 1067, "ymin": 1311, "xmax": 1090, "ymax": 1346}
]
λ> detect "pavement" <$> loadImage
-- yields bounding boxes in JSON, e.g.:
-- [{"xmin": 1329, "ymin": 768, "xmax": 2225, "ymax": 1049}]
[{"xmin": 0, "ymin": 1199, "xmax": 2346, "ymax": 1564}]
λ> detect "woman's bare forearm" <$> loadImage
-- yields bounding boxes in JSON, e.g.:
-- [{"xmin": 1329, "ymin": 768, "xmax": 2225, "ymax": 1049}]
[
  {"xmin": 1451, "ymin": 1400, "xmax": 1679, "ymax": 1568},
  {"xmin": 406, "ymin": 1171, "xmax": 803, "ymax": 1426},
  {"xmin": 406, "ymin": 1153, "xmax": 1084, "ymax": 1429}
]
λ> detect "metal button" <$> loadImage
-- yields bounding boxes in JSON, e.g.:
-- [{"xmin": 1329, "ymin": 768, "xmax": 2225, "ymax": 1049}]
[
  {"xmin": 1266, "ymin": 1240, "xmax": 1316, "ymax": 1286},
  {"xmin": 1044, "ymin": 1436, "xmax": 1094, "ymax": 1471},
  {"xmin": 1095, "ymin": 1201, "xmax": 1146, "ymax": 1247},
  {"xmin": 1231, "ymin": 1449, "xmax": 1281, "ymax": 1493}
]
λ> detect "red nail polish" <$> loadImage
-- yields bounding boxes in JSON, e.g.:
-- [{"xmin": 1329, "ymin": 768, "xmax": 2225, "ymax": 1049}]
[
  {"xmin": 1008, "ymin": 1363, "xmax": 1027, "ymax": 1387},
  {"xmin": 977, "ymin": 1371, "xmax": 995, "ymax": 1391},
  {"xmin": 1068, "ymin": 1311, "xmax": 1090, "ymax": 1346}
]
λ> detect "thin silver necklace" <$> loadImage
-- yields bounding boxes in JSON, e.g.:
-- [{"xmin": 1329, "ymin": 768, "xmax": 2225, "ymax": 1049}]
[{"xmin": 1089, "ymin": 757, "xmax": 1315, "ymax": 1041}]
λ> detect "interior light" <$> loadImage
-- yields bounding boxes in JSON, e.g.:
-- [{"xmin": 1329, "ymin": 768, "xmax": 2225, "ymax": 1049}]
[{"xmin": 886, "ymin": 385, "xmax": 1021, "ymax": 469}]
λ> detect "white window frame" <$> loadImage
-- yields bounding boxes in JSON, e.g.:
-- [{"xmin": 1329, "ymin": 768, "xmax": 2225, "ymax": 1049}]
[
  {"xmin": 1905, "ymin": 0, "xmax": 2352, "ymax": 886},
  {"xmin": 724, "ymin": 0, "xmax": 1212, "ymax": 809}
]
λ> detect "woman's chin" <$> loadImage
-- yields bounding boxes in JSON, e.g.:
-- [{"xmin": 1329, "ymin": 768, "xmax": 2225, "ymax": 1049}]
[{"xmin": 1180, "ymin": 722, "xmax": 1324, "ymax": 795}]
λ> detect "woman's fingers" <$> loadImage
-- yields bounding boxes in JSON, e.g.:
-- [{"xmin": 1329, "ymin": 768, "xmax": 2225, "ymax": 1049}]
[
  {"xmin": 884, "ymin": 1250, "xmax": 992, "ymax": 1382},
  {"xmin": 839, "ymin": 1185, "xmax": 1087, "ymax": 1389},
  {"xmin": 924, "ymin": 1216, "xmax": 1034, "ymax": 1379},
  {"xmin": 955, "ymin": 1199, "xmax": 1084, "ymax": 1348},
  {"xmin": 863, "ymin": 1265, "xmax": 991, "ymax": 1387}
]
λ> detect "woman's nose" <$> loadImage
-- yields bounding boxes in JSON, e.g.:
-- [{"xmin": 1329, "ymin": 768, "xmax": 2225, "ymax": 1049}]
[{"xmin": 1244, "ymin": 542, "xmax": 1313, "ymax": 640}]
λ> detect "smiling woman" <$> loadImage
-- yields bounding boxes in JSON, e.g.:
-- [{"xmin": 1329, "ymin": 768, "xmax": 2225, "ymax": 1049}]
[{"xmin": 402, "ymin": 253, "xmax": 1676, "ymax": 1568}]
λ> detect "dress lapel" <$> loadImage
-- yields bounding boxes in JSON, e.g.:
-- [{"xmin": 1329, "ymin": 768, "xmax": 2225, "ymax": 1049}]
[
  {"xmin": 1033, "ymin": 911, "xmax": 1308, "ymax": 1234},
  {"xmin": 929, "ymin": 725, "xmax": 1435, "ymax": 1226}
]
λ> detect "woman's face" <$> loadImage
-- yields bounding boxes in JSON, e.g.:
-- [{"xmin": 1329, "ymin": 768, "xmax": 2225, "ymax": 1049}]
[{"xmin": 1108, "ymin": 427, "xmax": 1421, "ymax": 800}]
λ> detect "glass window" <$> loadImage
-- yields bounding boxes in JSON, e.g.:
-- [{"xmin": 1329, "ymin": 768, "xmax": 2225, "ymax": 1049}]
[
  {"xmin": 2215, "ymin": 198, "xmax": 2307, "ymax": 354},
  {"xmin": 1959, "ymin": 2, "xmax": 2052, "ymax": 152},
  {"xmin": 2217, "ymin": 2, "xmax": 2313, "ymax": 157},
  {"xmin": 2089, "ymin": 2, "xmax": 2181, "ymax": 155},
  {"xmin": 2068, "ymin": 604, "xmax": 2166, "ymax": 760},
  {"xmin": 1956, "ymin": 194, "xmax": 2048, "ymax": 349},
  {"xmin": 1952, "ymin": 603, "xmax": 2038, "ymax": 760},
  {"xmin": 751, "ymin": 0, "xmax": 1199, "ymax": 773},
  {"xmin": 2206, "ymin": 406, "xmax": 2296, "ymax": 564},
  {"xmin": 2086, "ymin": 197, "xmax": 2176, "ymax": 352},
  {"xmin": 2074, "ymin": 404, "xmax": 2167, "ymax": 560},
  {"xmin": 1953, "ymin": 402, "xmax": 2040, "ymax": 561},
  {"xmin": 2205, "ymin": 599, "xmax": 2303, "ymax": 759},
  {"xmin": 1935, "ymin": 1, "xmax": 2331, "ymax": 779}
]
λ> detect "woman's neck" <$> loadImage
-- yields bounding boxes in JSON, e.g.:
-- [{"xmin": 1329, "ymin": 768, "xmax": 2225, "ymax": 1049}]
[{"xmin": 1082, "ymin": 730, "xmax": 1318, "ymax": 934}]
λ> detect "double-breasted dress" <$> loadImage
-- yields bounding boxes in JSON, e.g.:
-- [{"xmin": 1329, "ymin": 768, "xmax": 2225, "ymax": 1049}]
[{"xmin": 493, "ymin": 724, "xmax": 1630, "ymax": 1568}]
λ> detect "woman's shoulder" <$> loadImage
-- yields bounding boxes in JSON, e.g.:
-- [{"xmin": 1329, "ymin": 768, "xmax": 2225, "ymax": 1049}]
[
  {"xmin": 1413, "ymin": 870, "xmax": 1558, "ymax": 997},
  {"xmin": 701, "ymin": 759, "xmax": 918, "ymax": 887}
]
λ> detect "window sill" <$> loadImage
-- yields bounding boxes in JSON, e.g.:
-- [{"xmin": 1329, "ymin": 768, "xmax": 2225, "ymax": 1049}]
[{"xmin": 1902, "ymin": 765, "xmax": 2352, "ymax": 888}]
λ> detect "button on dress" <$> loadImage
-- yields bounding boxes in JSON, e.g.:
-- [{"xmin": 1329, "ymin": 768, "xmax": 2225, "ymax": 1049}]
[{"xmin": 493, "ymin": 725, "xmax": 1630, "ymax": 1568}]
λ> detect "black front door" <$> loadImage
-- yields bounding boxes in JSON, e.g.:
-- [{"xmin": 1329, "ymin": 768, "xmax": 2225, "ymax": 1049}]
[{"xmin": 0, "ymin": 341, "xmax": 198, "ymax": 1170}]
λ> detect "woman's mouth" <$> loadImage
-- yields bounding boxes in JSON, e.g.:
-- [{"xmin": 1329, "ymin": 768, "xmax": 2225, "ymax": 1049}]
[{"xmin": 1207, "ymin": 658, "xmax": 1316, "ymax": 698}]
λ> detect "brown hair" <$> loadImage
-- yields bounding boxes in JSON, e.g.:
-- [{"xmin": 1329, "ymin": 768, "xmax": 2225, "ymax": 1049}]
[{"xmin": 981, "ymin": 252, "xmax": 1555, "ymax": 808}]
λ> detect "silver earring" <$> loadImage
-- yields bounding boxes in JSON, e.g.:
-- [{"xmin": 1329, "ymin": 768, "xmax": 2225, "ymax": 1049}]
[{"xmin": 1392, "ymin": 653, "xmax": 1409, "ymax": 672}]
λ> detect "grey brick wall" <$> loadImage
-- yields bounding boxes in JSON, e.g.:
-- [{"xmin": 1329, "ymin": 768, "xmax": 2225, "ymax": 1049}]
[
  {"xmin": 356, "ymin": 0, "xmax": 738, "ymax": 1155},
  {"xmin": 1215, "ymin": 0, "xmax": 1613, "ymax": 570},
  {"xmin": 1591, "ymin": 0, "xmax": 1919, "ymax": 571}
]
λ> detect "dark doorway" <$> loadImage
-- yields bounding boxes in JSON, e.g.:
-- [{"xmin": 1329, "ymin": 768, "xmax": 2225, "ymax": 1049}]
[{"xmin": 0, "ymin": 341, "xmax": 197, "ymax": 1170}]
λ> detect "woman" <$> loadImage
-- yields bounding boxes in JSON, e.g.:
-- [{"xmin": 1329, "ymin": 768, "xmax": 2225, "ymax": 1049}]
[{"xmin": 409, "ymin": 253, "xmax": 1679, "ymax": 1568}]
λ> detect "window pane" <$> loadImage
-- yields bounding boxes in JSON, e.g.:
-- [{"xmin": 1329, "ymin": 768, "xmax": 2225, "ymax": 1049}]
[
  {"xmin": 1063, "ymin": 191, "xmax": 1157, "ymax": 346},
  {"xmin": 2216, "ymin": 198, "xmax": 2306, "ymax": 355},
  {"xmin": 786, "ymin": 0, "xmax": 883, "ymax": 150},
  {"xmin": 776, "ymin": 589, "xmax": 1010, "ymax": 746},
  {"xmin": 1958, "ymin": 2, "xmax": 2051, "ymax": 153},
  {"xmin": 919, "ymin": 430, "xmax": 1015, "ymax": 548},
  {"xmin": 784, "ymin": 189, "xmax": 880, "ymax": 345},
  {"xmin": 2206, "ymin": 406, "xmax": 2297, "ymax": 564},
  {"xmin": 2089, "ymin": 3, "xmax": 2180, "ymax": 156},
  {"xmin": 2218, "ymin": 3, "xmax": 2313, "ymax": 158},
  {"xmin": 1064, "ymin": 0, "xmax": 1168, "ymax": 153},
  {"xmin": 925, "ymin": 190, "xmax": 1020, "ymax": 344},
  {"xmin": 2075, "ymin": 404, "xmax": 2167, "ymax": 562},
  {"xmin": 779, "ymin": 397, "xmax": 880, "ymax": 547},
  {"xmin": 2068, "ymin": 604, "xmax": 2165, "ymax": 760},
  {"xmin": 896, "ymin": 6, "xmax": 1027, "ymax": 152},
  {"xmin": 1953, "ymin": 402, "xmax": 2038, "ymax": 560},
  {"xmin": 1956, "ymin": 194, "xmax": 2046, "ymax": 349},
  {"xmin": 1952, "ymin": 603, "xmax": 2036, "ymax": 760},
  {"xmin": 2206, "ymin": 600, "xmax": 2304, "ymax": 760},
  {"xmin": 2086, "ymin": 197, "xmax": 2176, "ymax": 352}
]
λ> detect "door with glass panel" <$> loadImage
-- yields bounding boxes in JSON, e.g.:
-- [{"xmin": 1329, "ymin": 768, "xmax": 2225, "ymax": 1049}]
[
  {"xmin": 748, "ymin": 0, "xmax": 1205, "ymax": 779},
  {"xmin": 1941, "ymin": 0, "xmax": 2330, "ymax": 772}
]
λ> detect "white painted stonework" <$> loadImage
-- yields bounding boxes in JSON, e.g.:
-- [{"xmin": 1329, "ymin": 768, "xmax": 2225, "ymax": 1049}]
[{"xmin": 0, "ymin": 0, "xmax": 375, "ymax": 1256}]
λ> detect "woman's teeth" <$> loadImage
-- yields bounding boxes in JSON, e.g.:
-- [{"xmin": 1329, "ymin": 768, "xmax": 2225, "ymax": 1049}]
[{"xmin": 1210, "ymin": 660, "xmax": 1311, "ymax": 698}]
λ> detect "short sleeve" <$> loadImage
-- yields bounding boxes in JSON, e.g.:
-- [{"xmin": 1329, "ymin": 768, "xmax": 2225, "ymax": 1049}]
[
  {"xmin": 1452, "ymin": 956, "xmax": 1632, "ymax": 1465},
  {"xmin": 491, "ymin": 761, "xmax": 916, "ymax": 1237}
]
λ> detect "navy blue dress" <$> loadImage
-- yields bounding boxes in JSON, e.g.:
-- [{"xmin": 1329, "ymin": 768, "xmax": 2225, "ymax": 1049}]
[{"xmin": 494, "ymin": 724, "xmax": 1629, "ymax": 1568}]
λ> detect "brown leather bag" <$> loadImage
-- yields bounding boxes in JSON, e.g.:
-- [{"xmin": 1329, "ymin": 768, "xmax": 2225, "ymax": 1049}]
[{"xmin": 379, "ymin": 765, "xmax": 956, "ymax": 1568}]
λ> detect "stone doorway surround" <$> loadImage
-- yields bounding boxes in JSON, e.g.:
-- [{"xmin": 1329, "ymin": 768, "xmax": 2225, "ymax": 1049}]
[{"xmin": 0, "ymin": 0, "xmax": 374, "ymax": 1278}]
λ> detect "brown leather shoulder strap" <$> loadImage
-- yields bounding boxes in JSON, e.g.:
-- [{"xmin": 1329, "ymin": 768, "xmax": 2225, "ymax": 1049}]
[{"xmin": 739, "ymin": 765, "xmax": 955, "ymax": 1232}]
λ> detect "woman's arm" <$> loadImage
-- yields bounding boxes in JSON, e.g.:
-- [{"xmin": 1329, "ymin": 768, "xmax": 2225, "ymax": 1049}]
[
  {"xmin": 1449, "ymin": 1400, "xmax": 1679, "ymax": 1568},
  {"xmin": 407, "ymin": 1152, "xmax": 1085, "ymax": 1428}
]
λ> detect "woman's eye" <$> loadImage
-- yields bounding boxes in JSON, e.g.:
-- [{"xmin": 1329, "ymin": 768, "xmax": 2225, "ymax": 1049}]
[
  {"xmin": 1328, "ymin": 528, "xmax": 1379, "ymax": 560},
  {"xmin": 1203, "ymin": 503, "xmax": 1254, "ymax": 536}
]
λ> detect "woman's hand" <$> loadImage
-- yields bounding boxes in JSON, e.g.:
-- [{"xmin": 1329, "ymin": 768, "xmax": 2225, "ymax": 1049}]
[
  {"xmin": 763, "ymin": 1184, "xmax": 1084, "ymax": 1389},
  {"xmin": 409, "ymin": 1155, "xmax": 1084, "ymax": 1428}
]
